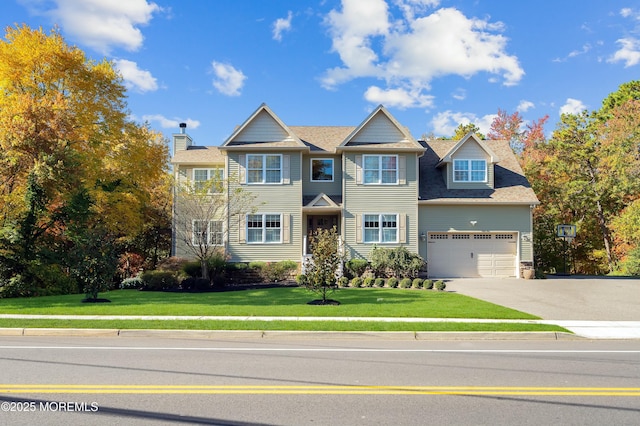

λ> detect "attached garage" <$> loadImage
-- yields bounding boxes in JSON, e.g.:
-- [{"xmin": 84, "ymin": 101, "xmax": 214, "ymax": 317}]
[{"xmin": 427, "ymin": 232, "xmax": 517, "ymax": 278}]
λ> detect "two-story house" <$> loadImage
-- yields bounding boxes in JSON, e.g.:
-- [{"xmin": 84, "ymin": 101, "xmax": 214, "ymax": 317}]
[{"xmin": 171, "ymin": 103, "xmax": 539, "ymax": 278}]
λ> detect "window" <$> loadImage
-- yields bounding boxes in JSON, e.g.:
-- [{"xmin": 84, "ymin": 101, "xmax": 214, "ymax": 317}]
[
  {"xmin": 191, "ymin": 220, "xmax": 223, "ymax": 246},
  {"xmin": 364, "ymin": 214, "xmax": 397, "ymax": 243},
  {"xmin": 193, "ymin": 168, "xmax": 224, "ymax": 192},
  {"xmin": 311, "ymin": 158, "xmax": 334, "ymax": 182},
  {"xmin": 363, "ymin": 155, "xmax": 397, "ymax": 184},
  {"xmin": 247, "ymin": 154, "xmax": 282, "ymax": 184},
  {"xmin": 247, "ymin": 214, "xmax": 282, "ymax": 244},
  {"xmin": 453, "ymin": 159, "xmax": 486, "ymax": 182}
]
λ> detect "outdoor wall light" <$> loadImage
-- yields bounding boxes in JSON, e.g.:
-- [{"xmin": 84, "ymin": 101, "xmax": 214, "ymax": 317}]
[
  {"xmin": 470, "ymin": 220, "xmax": 477, "ymax": 226},
  {"xmin": 420, "ymin": 232, "xmax": 426, "ymax": 242}
]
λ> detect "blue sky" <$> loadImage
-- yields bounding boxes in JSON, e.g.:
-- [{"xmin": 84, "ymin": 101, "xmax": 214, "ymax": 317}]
[{"xmin": 4, "ymin": 0, "xmax": 640, "ymax": 145}]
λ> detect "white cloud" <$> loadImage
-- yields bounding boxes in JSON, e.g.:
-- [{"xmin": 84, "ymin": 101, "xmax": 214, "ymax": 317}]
[
  {"xmin": 517, "ymin": 100, "xmax": 535, "ymax": 112},
  {"xmin": 451, "ymin": 88, "xmax": 466, "ymax": 100},
  {"xmin": 142, "ymin": 114, "xmax": 200, "ymax": 130},
  {"xmin": 430, "ymin": 110, "xmax": 495, "ymax": 137},
  {"xmin": 322, "ymin": 2, "xmax": 524, "ymax": 102},
  {"xmin": 559, "ymin": 98, "xmax": 586, "ymax": 115},
  {"xmin": 273, "ymin": 11, "xmax": 293, "ymax": 41},
  {"xmin": 608, "ymin": 38, "xmax": 640, "ymax": 67},
  {"xmin": 211, "ymin": 62, "xmax": 247, "ymax": 96},
  {"xmin": 23, "ymin": 0, "xmax": 160, "ymax": 54},
  {"xmin": 364, "ymin": 86, "xmax": 434, "ymax": 108},
  {"xmin": 114, "ymin": 59, "xmax": 158, "ymax": 92}
]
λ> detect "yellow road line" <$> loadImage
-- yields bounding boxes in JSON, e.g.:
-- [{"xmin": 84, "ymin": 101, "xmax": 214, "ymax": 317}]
[{"xmin": 1, "ymin": 385, "xmax": 639, "ymax": 396}]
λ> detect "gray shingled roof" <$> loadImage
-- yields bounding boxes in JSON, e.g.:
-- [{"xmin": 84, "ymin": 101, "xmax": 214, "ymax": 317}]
[
  {"xmin": 170, "ymin": 146, "xmax": 225, "ymax": 164},
  {"xmin": 420, "ymin": 139, "xmax": 539, "ymax": 204},
  {"xmin": 289, "ymin": 126, "xmax": 355, "ymax": 152}
]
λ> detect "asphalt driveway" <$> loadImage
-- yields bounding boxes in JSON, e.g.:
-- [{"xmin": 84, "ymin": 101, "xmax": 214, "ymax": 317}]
[{"xmin": 445, "ymin": 276, "xmax": 640, "ymax": 321}]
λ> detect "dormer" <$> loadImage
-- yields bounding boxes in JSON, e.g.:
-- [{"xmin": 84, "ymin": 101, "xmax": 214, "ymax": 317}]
[{"xmin": 436, "ymin": 132, "xmax": 499, "ymax": 190}]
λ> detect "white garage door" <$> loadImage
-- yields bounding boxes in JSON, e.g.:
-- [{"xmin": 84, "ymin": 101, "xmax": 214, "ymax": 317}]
[{"xmin": 427, "ymin": 233, "xmax": 517, "ymax": 278}]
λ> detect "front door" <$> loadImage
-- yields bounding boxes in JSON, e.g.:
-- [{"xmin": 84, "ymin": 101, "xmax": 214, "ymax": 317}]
[{"xmin": 308, "ymin": 215, "xmax": 339, "ymax": 235}]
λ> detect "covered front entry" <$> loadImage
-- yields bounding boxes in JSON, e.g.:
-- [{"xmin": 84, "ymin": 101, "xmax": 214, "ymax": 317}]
[{"xmin": 427, "ymin": 232, "xmax": 517, "ymax": 278}]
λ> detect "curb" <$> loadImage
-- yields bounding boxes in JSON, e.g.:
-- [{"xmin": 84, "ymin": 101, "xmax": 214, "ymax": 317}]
[{"xmin": 0, "ymin": 328, "xmax": 583, "ymax": 340}]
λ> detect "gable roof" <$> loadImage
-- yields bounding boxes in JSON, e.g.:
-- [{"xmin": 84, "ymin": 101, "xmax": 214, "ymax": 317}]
[
  {"xmin": 420, "ymin": 139, "xmax": 539, "ymax": 205},
  {"xmin": 337, "ymin": 105, "xmax": 425, "ymax": 153},
  {"xmin": 220, "ymin": 103, "xmax": 307, "ymax": 151},
  {"xmin": 436, "ymin": 132, "xmax": 498, "ymax": 166}
]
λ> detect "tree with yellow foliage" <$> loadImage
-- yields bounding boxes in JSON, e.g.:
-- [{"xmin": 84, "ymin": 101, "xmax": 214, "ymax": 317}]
[{"xmin": 0, "ymin": 25, "xmax": 169, "ymax": 297}]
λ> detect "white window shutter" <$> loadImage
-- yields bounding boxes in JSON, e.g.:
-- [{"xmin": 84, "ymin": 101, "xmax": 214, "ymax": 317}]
[
  {"xmin": 282, "ymin": 213, "xmax": 290, "ymax": 243},
  {"xmin": 355, "ymin": 214, "xmax": 362, "ymax": 243},
  {"xmin": 238, "ymin": 154, "xmax": 246, "ymax": 184},
  {"xmin": 283, "ymin": 155, "xmax": 290, "ymax": 184},
  {"xmin": 398, "ymin": 155, "xmax": 406, "ymax": 184},
  {"xmin": 355, "ymin": 155, "xmax": 362, "ymax": 185},
  {"xmin": 238, "ymin": 214, "xmax": 246, "ymax": 244},
  {"xmin": 399, "ymin": 214, "xmax": 406, "ymax": 243}
]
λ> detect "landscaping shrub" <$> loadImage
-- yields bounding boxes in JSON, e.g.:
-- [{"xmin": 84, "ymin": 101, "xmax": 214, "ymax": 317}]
[
  {"xmin": 386, "ymin": 277, "xmax": 398, "ymax": 288},
  {"xmin": 140, "ymin": 271, "xmax": 179, "ymax": 291},
  {"xmin": 156, "ymin": 257, "xmax": 189, "ymax": 273},
  {"xmin": 182, "ymin": 261, "xmax": 202, "ymax": 278},
  {"xmin": 399, "ymin": 278, "xmax": 412, "ymax": 288},
  {"xmin": 412, "ymin": 278, "xmax": 423, "ymax": 289},
  {"xmin": 435, "ymin": 280, "xmax": 446, "ymax": 291},
  {"xmin": 423, "ymin": 279, "xmax": 434, "ymax": 290},
  {"xmin": 350, "ymin": 277, "xmax": 363, "ymax": 288},
  {"xmin": 120, "ymin": 276, "xmax": 143, "ymax": 290},
  {"xmin": 374, "ymin": 277, "xmax": 385, "ymax": 287},
  {"xmin": 369, "ymin": 246, "xmax": 425, "ymax": 278},
  {"xmin": 338, "ymin": 276, "xmax": 349, "ymax": 287},
  {"xmin": 345, "ymin": 258, "xmax": 369, "ymax": 278},
  {"xmin": 258, "ymin": 260, "xmax": 298, "ymax": 282},
  {"xmin": 363, "ymin": 277, "xmax": 375, "ymax": 288}
]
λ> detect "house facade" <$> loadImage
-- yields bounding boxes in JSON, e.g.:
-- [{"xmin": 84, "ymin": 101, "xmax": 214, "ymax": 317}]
[{"xmin": 171, "ymin": 104, "xmax": 539, "ymax": 278}]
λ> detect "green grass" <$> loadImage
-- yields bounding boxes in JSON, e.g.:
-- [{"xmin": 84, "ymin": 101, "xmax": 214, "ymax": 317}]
[
  {"xmin": 0, "ymin": 319, "xmax": 567, "ymax": 333},
  {"xmin": 0, "ymin": 287, "xmax": 538, "ymax": 319}
]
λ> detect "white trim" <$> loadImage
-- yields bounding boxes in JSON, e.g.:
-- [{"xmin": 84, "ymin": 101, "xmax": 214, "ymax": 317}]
[
  {"xmin": 310, "ymin": 158, "xmax": 334, "ymax": 182},
  {"xmin": 246, "ymin": 213, "xmax": 283, "ymax": 244},
  {"xmin": 362, "ymin": 213, "xmax": 399, "ymax": 244},
  {"xmin": 362, "ymin": 154, "xmax": 399, "ymax": 185},
  {"xmin": 246, "ymin": 154, "xmax": 283, "ymax": 185},
  {"xmin": 453, "ymin": 159, "xmax": 487, "ymax": 183}
]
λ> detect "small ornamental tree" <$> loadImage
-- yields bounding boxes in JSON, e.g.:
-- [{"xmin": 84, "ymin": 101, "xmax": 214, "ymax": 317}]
[{"xmin": 302, "ymin": 226, "xmax": 345, "ymax": 304}]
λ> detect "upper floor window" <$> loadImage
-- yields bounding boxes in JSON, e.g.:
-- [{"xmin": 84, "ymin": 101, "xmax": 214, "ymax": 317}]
[
  {"xmin": 364, "ymin": 214, "xmax": 397, "ymax": 243},
  {"xmin": 247, "ymin": 213, "xmax": 282, "ymax": 244},
  {"xmin": 363, "ymin": 155, "xmax": 397, "ymax": 185},
  {"xmin": 311, "ymin": 158, "xmax": 334, "ymax": 182},
  {"xmin": 192, "ymin": 220, "xmax": 223, "ymax": 246},
  {"xmin": 193, "ymin": 168, "xmax": 224, "ymax": 192},
  {"xmin": 247, "ymin": 154, "xmax": 282, "ymax": 184},
  {"xmin": 453, "ymin": 159, "xmax": 487, "ymax": 182}
]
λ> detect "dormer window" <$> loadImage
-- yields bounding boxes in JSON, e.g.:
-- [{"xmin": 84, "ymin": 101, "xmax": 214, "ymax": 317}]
[{"xmin": 453, "ymin": 159, "xmax": 487, "ymax": 182}]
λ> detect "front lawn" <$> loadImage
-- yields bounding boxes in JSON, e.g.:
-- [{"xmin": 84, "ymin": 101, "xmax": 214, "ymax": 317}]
[{"xmin": 0, "ymin": 287, "xmax": 538, "ymax": 319}]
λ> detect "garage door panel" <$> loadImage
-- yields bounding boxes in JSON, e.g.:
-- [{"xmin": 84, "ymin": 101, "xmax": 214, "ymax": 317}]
[{"xmin": 428, "ymin": 232, "xmax": 517, "ymax": 278}]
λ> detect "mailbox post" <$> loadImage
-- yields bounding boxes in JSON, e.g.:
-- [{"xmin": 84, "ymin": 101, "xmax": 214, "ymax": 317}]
[{"xmin": 556, "ymin": 224, "xmax": 576, "ymax": 275}]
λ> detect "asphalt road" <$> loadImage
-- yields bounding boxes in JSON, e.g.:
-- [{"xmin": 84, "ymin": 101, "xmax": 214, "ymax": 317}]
[{"xmin": 1, "ymin": 336, "xmax": 639, "ymax": 425}]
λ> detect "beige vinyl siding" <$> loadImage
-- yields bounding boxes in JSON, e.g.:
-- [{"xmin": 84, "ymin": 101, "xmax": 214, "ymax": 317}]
[
  {"xmin": 302, "ymin": 154, "xmax": 342, "ymax": 198},
  {"xmin": 233, "ymin": 110, "xmax": 292, "ymax": 142},
  {"xmin": 448, "ymin": 141, "xmax": 494, "ymax": 190},
  {"xmin": 350, "ymin": 114, "xmax": 407, "ymax": 143},
  {"xmin": 225, "ymin": 152, "xmax": 302, "ymax": 263},
  {"xmin": 418, "ymin": 205, "xmax": 534, "ymax": 262},
  {"xmin": 343, "ymin": 152, "xmax": 420, "ymax": 259}
]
